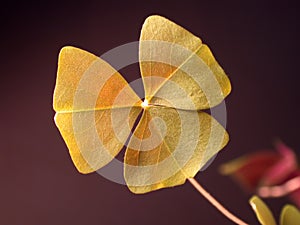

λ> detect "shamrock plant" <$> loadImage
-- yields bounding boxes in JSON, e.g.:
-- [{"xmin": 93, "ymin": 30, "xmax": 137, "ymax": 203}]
[{"xmin": 53, "ymin": 15, "xmax": 299, "ymax": 225}]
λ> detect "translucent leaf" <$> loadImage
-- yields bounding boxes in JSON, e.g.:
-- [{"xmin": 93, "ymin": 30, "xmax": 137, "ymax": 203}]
[
  {"xmin": 53, "ymin": 47, "xmax": 142, "ymax": 173},
  {"xmin": 139, "ymin": 15, "xmax": 231, "ymax": 110},
  {"xmin": 124, "ymin": 108, "xmax": 228, "ymax": 193}
]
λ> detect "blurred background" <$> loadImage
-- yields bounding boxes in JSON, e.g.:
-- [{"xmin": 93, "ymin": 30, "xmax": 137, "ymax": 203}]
[{"xmin": 1, "ymin": 0, "xmax": 299, "ymax": 224}]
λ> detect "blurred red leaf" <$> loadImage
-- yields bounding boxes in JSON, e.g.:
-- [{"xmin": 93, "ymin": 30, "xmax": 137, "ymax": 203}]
[{"xmin": 220, "ymin": 141, "xmax": 300, "ymax": 207}]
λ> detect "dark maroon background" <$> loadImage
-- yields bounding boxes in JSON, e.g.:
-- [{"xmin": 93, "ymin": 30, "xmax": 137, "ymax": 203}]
[{"xmin": 1, "ymin": 1, "xmax": 299, "ymax": 224}]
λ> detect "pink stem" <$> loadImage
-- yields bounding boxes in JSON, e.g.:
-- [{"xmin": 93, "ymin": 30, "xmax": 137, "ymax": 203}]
[{"xmin": 188, "ymin": 178, "xmax": 248, "ymax": 225}]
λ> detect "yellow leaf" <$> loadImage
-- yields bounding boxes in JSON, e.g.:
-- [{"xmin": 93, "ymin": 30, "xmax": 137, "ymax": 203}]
[
  {"xmin": 280, "ymin": 205, "xmax": 300, "ymax": 225},
  {"xmin": 139, "ymin": 15, "xmax": 231, "ymax": 110},
  {"xmin": 249, "ymin": 196, "xmax": 277, "ymax": 225},
  {"xmin": 53, "ymin": 47, "xmax": 141, "ymax": 111},
  {"xmin": 53, "ymin": 47, "xmax": 142, "ymax": 173},
  {"xmin": 124, "ymin": 108, "xmax": 228, "ymax": 193}
]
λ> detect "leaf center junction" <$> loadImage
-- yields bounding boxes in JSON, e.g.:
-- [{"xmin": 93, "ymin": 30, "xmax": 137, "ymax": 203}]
[{"xmin": 141, "ymin": 99, "xmax": 149, "ymax": 109}]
